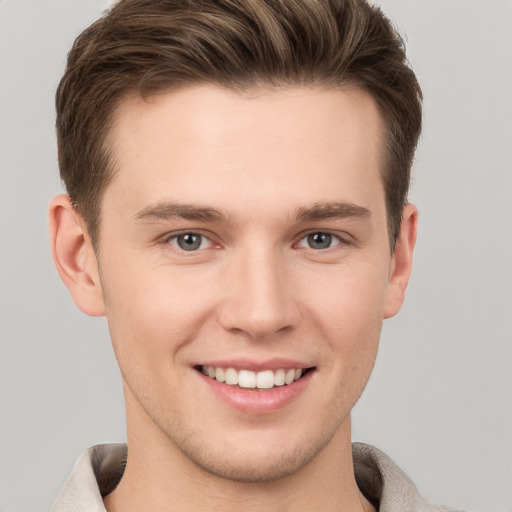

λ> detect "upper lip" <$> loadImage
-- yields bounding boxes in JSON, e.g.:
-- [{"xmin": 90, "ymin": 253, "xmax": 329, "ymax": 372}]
[{"xmin": 195, "ymin": 358, "xmax": 314, "ymax": 372}]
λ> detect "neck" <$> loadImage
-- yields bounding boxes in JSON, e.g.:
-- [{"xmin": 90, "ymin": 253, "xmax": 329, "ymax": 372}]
[{"xmin": 104, "ymin": 391, "xmax": 374, "ymax": 512}]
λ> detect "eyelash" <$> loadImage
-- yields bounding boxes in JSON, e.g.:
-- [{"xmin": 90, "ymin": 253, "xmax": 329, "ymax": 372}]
[
  {"xmin": 162, "ymin": 230, "xmax": 347, "ymax": 254},
  {"xmin": 296, "ymin": 232, "xmax": 343, "ymax": 251},
  {"xmin": 163, "ymin": 231, "xmax": 217, "ymax": 252}
]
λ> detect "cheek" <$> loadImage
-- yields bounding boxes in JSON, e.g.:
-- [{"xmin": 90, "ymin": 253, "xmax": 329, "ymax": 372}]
[
  {"xmin": 300, "ymin": 263, "xmax": 388, "ymax": 382},
  {"xmin": 303, "ymin": 263, "xmax": 389, "ymax": 331},
  {"xmin": 99, "ymin": 261, "xmax": 215, "ymax": 367}
]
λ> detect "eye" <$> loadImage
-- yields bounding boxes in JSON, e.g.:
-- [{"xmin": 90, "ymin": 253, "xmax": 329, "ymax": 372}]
[
  {"xmin": 168, "ymin": 233, "xmax": 212, "ymax": 252},
  {"xmin": 298, "ymin": 232, "xmax": 341, "ymax": 250}
]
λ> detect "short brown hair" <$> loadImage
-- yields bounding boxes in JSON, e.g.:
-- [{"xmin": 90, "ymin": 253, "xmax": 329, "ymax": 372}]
[{"xmin": 56, "ymin": 0, "xmax": 422, "ymax": 248}]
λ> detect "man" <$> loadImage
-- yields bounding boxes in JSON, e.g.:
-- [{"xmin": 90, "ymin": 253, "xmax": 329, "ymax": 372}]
[{"xmin": 48, "ymin": 0, "xmax": 460, "ymax": 510}]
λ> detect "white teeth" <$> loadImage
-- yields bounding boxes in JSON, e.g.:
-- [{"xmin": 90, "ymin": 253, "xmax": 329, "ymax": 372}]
[
  {"xmin": 256, "ymin": 370, "xmax": 275, "ymax": 389},
  {"xmin": 224, "ymin": 367, "xmax": 238, "ymax": 385},
  {"xmin": 284, "ymin": 369, "xmax": 295, "ymax": 385},
  {"xmin": 200, "ymin": 365, "xmax": 307, "ymax": 389},
  {"xmin": 215, "ymin": 367, "xmax": 225, "ymax": 383},
  {"xmin": 274, "ymin": 369, "xmax": 285, "ymax": 386},
  {"xmin": 239, "ymin": 369, "xmax": 256, "ymax": 388}
]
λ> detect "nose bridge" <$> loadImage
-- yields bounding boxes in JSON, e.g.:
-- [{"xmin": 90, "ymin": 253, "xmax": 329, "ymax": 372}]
[{"xmin": 218, "ymin": 241, "xmax": 299, "ymax": 339}]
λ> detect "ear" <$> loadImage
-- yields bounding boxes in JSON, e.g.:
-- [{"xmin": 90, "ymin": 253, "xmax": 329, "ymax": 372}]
[
  {"xmin": 48, "ymin": 194, "xmax": 105, "ymax": 316},
  {"xmin": 383, "ymin": 203, "xmax": 418, "ymax": 319}
]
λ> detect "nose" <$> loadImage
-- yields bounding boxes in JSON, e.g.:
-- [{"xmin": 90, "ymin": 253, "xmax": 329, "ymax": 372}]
[{"xmin": 217, "ymin": 246, "xmax": 301, "ymax": 340}]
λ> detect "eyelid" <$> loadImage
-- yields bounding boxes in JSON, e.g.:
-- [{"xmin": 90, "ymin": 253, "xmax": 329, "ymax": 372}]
[
  {"xmin": 158, "ymin": 228, "xmax": 351, "ymax": 253},
  {"xmin": 161, "ymin": 230, "xmax": 220, "ymax": 251},
  {"xmin": 294, "ymin": 230, "xmax": 349, "ymax": 250}
]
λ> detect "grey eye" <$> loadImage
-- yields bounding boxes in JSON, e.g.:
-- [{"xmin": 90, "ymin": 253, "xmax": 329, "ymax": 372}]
[
  {"xmin": 307, "ymin": 232, "xmax": 333, "ymax": 249},
  {"xmin": 174, "ymin": 233, "xmax": 205, "ymax": 251},
  {"xmin": 298, "ymin": 232, "xmax": 340, "ymax": 250},
  {"xmin": 300, "ymin": 231, "xmax": 339, "ymax": 250}
]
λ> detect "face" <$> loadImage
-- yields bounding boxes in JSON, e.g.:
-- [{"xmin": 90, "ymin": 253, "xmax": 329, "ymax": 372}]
[{"xmin": 88, "ymin": 86, "xmax": 411, "ymax": 481}]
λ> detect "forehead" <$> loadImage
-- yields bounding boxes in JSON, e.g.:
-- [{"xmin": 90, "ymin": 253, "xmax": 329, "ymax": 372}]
[{"xmin": 106, "ymin": 85, "xmax": 385, "ymax": 217}]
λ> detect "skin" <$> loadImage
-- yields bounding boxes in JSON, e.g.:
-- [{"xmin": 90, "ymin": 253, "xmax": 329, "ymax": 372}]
[{"xmin": 49, "ymin": 85, "xmax": 417, "ymax": 512}]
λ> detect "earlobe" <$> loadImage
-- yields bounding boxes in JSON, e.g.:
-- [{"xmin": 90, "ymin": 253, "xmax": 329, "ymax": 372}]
[
  {"xmin": 48, "ymin": 194, "xmax": 105, "ymax": 316},
  {"xmin": 383, "ymin": 203, "xmax": 418, "ymax": 319}
]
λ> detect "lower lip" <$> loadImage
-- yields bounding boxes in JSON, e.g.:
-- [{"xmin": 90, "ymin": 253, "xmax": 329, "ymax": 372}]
[{"xmin": 197, "ymin": 370, "xmax": 314, "ymax": 415}]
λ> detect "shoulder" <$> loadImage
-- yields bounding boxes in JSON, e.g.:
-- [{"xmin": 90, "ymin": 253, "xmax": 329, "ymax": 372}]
[
  {"xmin": 50, "ymin": 444, "xmax": 127, "ymax": 512},
  {"xmin": 353, "ymin": 443, "xmax": 466, "ymax": 512}
]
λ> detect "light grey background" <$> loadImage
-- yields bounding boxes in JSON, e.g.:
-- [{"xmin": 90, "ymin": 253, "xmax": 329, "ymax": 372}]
[{"xmin": 1, "ymin": 1, "xmax": 510, "ymax": 511}]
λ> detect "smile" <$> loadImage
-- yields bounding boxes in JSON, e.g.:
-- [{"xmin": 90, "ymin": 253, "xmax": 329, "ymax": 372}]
[{"xmin": 199, "ymin": 365, "xmax": 309, "ymax": 390}]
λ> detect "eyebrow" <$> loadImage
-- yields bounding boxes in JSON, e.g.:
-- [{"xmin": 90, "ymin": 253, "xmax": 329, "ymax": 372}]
[
  {"xmin": 134, "ymin": 200, "xmax": 370, "ymax": 224},
  {"xmin": 295, "ymin": 202, "xmax": 370, "ymax": 222},
  {"xmin": 134, "ymin": 201, "xmax": 230, "ymax": 223}
]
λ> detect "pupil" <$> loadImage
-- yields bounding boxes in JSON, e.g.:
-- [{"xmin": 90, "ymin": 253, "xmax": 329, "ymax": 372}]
[
  {"xmin": 178, "ymin": 233, "xmax": 201, "ymax": 251},
  {"xmin": 308, "ymin": 232, "xmax": 331, "ymax": 249}
]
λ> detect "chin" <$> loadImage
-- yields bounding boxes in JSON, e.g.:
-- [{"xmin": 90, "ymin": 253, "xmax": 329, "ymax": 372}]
[
  {"xmin": 168, "ymin": 419, "xmax": 344, "ymax": 484},
  {"xmin": 184, "ymin": 442, "xmax": 317, "ymax": 483}
]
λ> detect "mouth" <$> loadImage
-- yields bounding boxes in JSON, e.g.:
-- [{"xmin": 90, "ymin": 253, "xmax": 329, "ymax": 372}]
[{"xmin": 195, "ymin": 365, "xmax": 315, "ymax": 391}]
